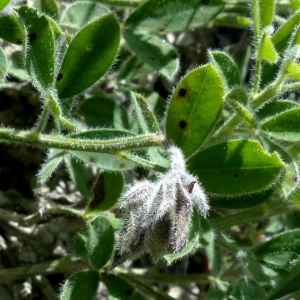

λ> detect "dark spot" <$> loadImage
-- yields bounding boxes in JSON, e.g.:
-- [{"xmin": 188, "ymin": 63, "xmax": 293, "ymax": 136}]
[
  {"xmin": 29, "ymin": 32, "xmax": 36, "ymax": 42},
  {"xmin": 57, "ymin": 73, "xmax": 63, "ymax": 81},
  {"xmin": 89, "ymin": 174, "xmax": 105, "ymax": 209},
  {"xmin": 293, "ymin": 177, "xmax": 298, "ymax": 182},
  {"xmin": 149, "ymin": 55, "xmax": 156, "ymax": 61},
  {"xmin": 179, "ymin": 120, "xmax": 187, "ymax": 129},
  {"xmin": 178, "ymin": 88, "xmax": 187, "ymax": 97},
  {"xmin": 125, "ymin": 290, "xmax": 133, "ymax": 296},
  {"xmin": 234, "ymin": 174, "xmax": 238, "ymax": 177},
  {"xmin": 188, "ymin": 181, "xmax": 196, "ymax": 193},
  {"xmin": 202, "ymin": 0, "xmax": 209, "ymax": 4},
  {"xmin": 119, "ymin": 163, "xmax": 125, "ymax": 169},
  {"xmin": 158, "ymin": 28, "xmax": 164, "ymax": 32},
  {"xmin": 171, "ymin": 54, "xmax": 177, "ymax": 59},
  {"xmin": 17, "ymin": 40, "xmax": 22, "ymax": 45},
  {"xmin": 89, "ymin": 157, "xmax": 96, "ymax": 163}
]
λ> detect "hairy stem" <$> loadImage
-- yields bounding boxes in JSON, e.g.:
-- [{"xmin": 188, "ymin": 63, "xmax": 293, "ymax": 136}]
[
  {"xmin": 0, "ymin": 257, "xmax": 88, "ymax": 282},
  {"xmin": 0, "ymin": 128, "xmax": 165, "ymax": 153},
  {"xmin": 209, "ymin": 201, "xmax": 297, "ymax": 231}
]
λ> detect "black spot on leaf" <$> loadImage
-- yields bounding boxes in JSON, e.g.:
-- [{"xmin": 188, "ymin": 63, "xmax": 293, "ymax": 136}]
[
  {"xmin": 29, "ymin": 32, "xmax": 36, "ymax": 42},
  {"xmin": 17, "ymin": 40, "xmax": 22, "ymax": 45},
  {"xmin": 293, "ymin": 177, "xmax": 298, "ymax": 182},
  {"xmin": 202, "ymin": 0, "xmax": 209, "ymax": 4},
  {"xmin": 89, "ymin": 157, "xmax": 96, "ymax": 163},
  {"xmin": 178, "ymin": 88, "xmax": 187, "ymax": 97},
  {"xmin": 119, "ymin": 163, "xmax": 125, "ymax": 169},
  {"xmin": 57, "ymin": 73, "xmax": 63, "ymax": 81},
  {"xmin": 179, "ymin": 120, "xmax": 187, "ymax": 129},
  {"xmin": 234, "ymin": 174, "xmax": 238, "ymax": 177}
]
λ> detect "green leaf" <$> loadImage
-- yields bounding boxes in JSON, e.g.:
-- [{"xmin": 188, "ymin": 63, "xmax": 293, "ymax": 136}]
[
  {"xmin": 124, "ymin": 29, "xmax": 179, "ymax": 79},
  {"xmin": 87, "ymin": 216, "xmax": 114, "ymax": 269},
  {"xmin": 165, "ymin": 64, "xmax": 224, "ymax": 157},
  {"xmin": 86, "ymin": 171, "xmax": 124, "ymax": 214},
  {"xmin": 124, "ymin": 0, "xmax": 225, "ymax": 33},
  {"xmin": 73, "ymin": 229, "xmax": 88, "ymax": 259},
  {"xmin": 0, "ymin": 47, "xmax": 8, "ymax": 81},
  {"xmin": 37, "ymin": 150, "xmax": 65, "ymax": 185},
  {"xmin": 272, "ymin": 10, "xmax": 300, "ymax": 52},
  {"xmin": 64, "ymin": 155, "xmax": 93, "ymax": 201},
  {"xmin": 118, "ymin": 55, "xmax": 155, "ymax": 80},
  {"xmin": 61, "ymin": 1, "xmax": 110, "ymax": 30},
  {"xmin": 209, "ymin": 50, "xmax": 240, "ymax": 90},
  {"xmin": 231, "ymin": 277, "xmax": 266, "ymax": 300},
  {"xmin": 67, "ymin": 129, "xmax": 138, "ymax": 171},
  {"xmin": 15, "ymin": 6, "xmax": 55, "ymax": 93},
  {"xmin": 253, "ymin": 229, "xmax": 300, "ymax": 257},
  {"xmin": 56, "ymin": 13, "xmax": 120, "ymax": 99},
  {"xmin": 209, "ymin": 189, "xmax": 273, "ymax": 210},
  {"xmin": 259, "ymin": 0, "xmax": 275, "ymax": 29},
  {"xmin": 260, "ymin": 137, "xmax": 298, "ymax": 198},
  {"xmin": 262, "ymin": 107, "xmax": 300, "ymax": 141},
  {"xmin": 212, "ymin": 14, "xmax": 251, "ymax": 28},
  {"xmin": 76, "ymin": 97, "xmax": 136, "ymax": 130},
  {"xmin": 0, "ymin": 15, "xmax": 23, "ymax": 44},
  {"xmin": 285, "ymin": 61, "xmax": 300, "ymax": 79},
  {"xmin": 8, "ymin": 51, "xmax": 31, "ymax": 81},
  {"xmin": 239, "ymin": 251, "xmax": 278, "ymax": 283},
  {"xmin": 0, "ymin": 0, "xmax": 10, "ymax": 11},
  {"xmin": 102, "ymin": 274, "xmax": 145, "ymax": 300},
  {"xmin": 188, "ymin": 139, "xmax": 285, "ymax": 196},
  {"xmin": 267, "ymin": 259, "xmax": 300, "ymax": 299},
  {"xmin": 259, "ymin": 32, "xmax": 278, "ymax": 63},
  {"xmin": 34, "ymin": 0, "xmax": 59, "ymax": 20},
  {"xmin": 130, "ymin": 92, "xmax": 160, "ymax": 133},
  {"xmin": 226, "ymin": 86, "xmax": 248, "ymax": 105},
  {"xmin": 60, "ymin": 270, "xmax": 99, "ymax": 300},
  {"xmin": 255, "ymin": 99, "xmax": 300, "ymax": 121},
  {"xmin": 291, "ymin": 0, "xmax": 300, "ymax": 12}
]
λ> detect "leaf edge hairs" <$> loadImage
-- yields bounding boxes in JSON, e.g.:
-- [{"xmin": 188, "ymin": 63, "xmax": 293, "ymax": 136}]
[{"xmin": 112, "ymin": 145, "xmax": 209, "ymax": 268}]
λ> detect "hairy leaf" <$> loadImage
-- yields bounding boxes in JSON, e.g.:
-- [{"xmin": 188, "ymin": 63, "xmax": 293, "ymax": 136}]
[
  {"xmin": 188, "ymin": 140, "xmax": 285, "ymax": 196},
  {"xmin": 166, "ymin": 64, "xmax": 224, "ymax": 157},
  {"xmin": 56, "ymin": 13, "xmax": 120, "ymax": 98}
]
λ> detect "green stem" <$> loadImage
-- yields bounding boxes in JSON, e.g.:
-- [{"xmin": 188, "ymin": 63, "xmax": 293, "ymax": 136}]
[
  {"xmin": 114, "ymin": 271, "xmax": 176, "ymax": 300},
  {"xmin": 209, "ymin": 201, "xmax": 297, "ymax": 231},
  {"xmin": 0, "ymin": 206, "xmax": 83, "ymax": 227},
  {"xmin": 0, "ymin": 128, "xmax": 165, "ymax": 153},
  {"xmin": 252, "ymin": 58, "xmax": 262, "ymax": 96},
  {"xmin": 34, "ymin": 101, "xmax": 50, "ymax": 134},
  {"xmin": 280, "ymin": 81, "xmax": 300, "ymax": 93},
  {"xmin": 211, "ymin": 113, "xmax": 242, "ymax": 141},
  {"xmin": 0, "ymin": 257, "xmax": 88, "ymax": 282},
  {"xmin": 97, "ymin": 0, "xmax": 141, "ymax": 6}
]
